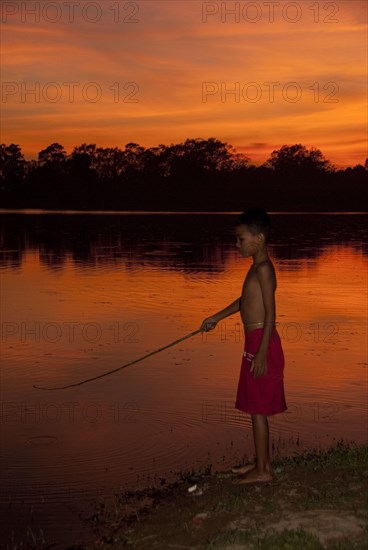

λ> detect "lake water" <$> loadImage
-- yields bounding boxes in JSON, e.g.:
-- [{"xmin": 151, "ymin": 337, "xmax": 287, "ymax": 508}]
[{"xmin": 1, "ymin": 211, "xmax": 367, "ymax": 546}]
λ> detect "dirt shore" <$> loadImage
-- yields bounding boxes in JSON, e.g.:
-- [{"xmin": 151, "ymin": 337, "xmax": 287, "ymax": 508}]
[
  {"xmin": 81, "ymin": 439, "xmax": 367, "ymax": 549},
  {"xmin": 6, "ymin": 440, "xmax": 368, "ymax": 549}
]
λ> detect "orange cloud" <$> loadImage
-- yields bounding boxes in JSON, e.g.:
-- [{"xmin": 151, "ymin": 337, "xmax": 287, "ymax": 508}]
[{"xmin": 1, "ymin": 0, "xmax": 366, "ymax": 167}]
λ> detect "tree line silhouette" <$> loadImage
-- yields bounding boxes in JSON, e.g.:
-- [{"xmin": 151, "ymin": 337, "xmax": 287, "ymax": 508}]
[{"xmin": 0, "ymin": 139, "xmax": 366, "ymax": 211}]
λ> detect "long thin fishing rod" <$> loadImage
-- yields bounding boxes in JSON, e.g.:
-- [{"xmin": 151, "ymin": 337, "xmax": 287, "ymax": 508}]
[{"xmin": 33, "ymin": 327, "xmax": 203, "ymax": 391}]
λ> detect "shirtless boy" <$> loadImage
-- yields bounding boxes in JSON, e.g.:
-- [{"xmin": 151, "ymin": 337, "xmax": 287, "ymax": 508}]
[{"xmin": 199, "ymin": 208, "xmax": 287, "ymax": 484}]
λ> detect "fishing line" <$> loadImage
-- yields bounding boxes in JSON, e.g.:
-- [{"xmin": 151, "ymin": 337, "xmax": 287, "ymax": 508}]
[{"xmin": 33, "ymin": 327, "xmax": 205, "ymax": 391}]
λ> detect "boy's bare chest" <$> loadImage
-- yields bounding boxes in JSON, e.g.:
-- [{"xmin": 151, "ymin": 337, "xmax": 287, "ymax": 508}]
[{"xmin": 242, "ymin": 268, "xmax": 259, "ymax": 295}]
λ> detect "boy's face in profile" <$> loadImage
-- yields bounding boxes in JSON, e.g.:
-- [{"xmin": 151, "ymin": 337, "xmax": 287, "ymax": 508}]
[{"xmin": 235, "ymin": 224, "xmax": 262, "ymax": 258}]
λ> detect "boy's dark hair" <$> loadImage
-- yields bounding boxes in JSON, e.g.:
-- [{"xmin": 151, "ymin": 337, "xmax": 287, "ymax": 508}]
[{"xmin": 234, "ymin": 208, "xmax": 272, "ymax": 243}]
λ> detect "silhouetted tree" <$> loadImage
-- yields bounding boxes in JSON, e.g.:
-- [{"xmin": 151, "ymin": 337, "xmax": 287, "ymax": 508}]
[
  {"xmin": 0, "ymin": 140, "xmax": 365, "ymax": 211},
  {"xmin": 171, "ymin": 138, "xmax": 248, "ymax": 174},
  {"xmin": 69, "ymin": 144, "xmax": 101, "ymax": 197},
  {"xmin": 69, "ymin": 144, "xmax": 98, "ymax": 186},
  {"xmin": 124, "ymin": 143, "xmax": 145, "ymax": 168},
  {"xmin": 95, "ymin": 146, "xmax": 126, "ymax": 180},
  {"xmin": 139, "ymin": 146, "xmax": 170, "ymax": 178},
  {"xmin": 266, "ymin": 144, "xmax": 335, "ymax": 176},
  {"xmin": 38, "ymin": 143, "xmax": 67, "ymax": 167},
  {"xmin": 71, "ymin": 143, "xmax": 98, "ymax": 167},
  {"xmin": 0, "ymin": 143, "xmax": 26, "ymax": 189},
  {"xmin": 37, "ymin": 142, "xmax": 68, "ymax": 183},
  {"xmin": 344, "ymin": 164, "xmax": 366, "ymax": 175}
]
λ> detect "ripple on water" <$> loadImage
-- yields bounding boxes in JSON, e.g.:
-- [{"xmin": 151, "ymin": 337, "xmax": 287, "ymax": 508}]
[
  {"xmin": 1, "ymin": 214, "xmax": 367, "ymax": 513},
  {"xmin": 0, "ymin": 417, "xmax": 201, "ymax": 503}
]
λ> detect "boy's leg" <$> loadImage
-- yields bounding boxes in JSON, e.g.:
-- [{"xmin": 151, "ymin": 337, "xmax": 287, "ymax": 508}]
[
  {"xmin": 251, "ymin": 413, "xmax": 272, "ymax": 474},
  {"xmin": 232, "ymin": 413, "xmax": 273, "ymax": 484}
]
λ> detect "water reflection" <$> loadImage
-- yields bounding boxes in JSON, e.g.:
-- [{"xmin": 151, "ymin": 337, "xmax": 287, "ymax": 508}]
[
  {"xmin": 1, "ymin": 211, "xmax": 367, "ymax": 546},
  {"xmin": 0, "ymin": 212, "xmax": 366, "ymax": 272}
]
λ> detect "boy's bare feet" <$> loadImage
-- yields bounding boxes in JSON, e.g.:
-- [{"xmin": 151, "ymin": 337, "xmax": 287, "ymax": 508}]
[
  {"xmin": 232, "ymin": 467, "xmax": 273, "ymax": 485},
  {"xmin": 231, "ymin": 463, "xmax": 255, "ymax": 475}
]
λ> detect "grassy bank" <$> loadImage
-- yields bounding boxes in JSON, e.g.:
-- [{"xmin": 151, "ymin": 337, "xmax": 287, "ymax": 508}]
[{"xmin": 82, "ymin": 439, "xmax": 367, "ymax": 549}]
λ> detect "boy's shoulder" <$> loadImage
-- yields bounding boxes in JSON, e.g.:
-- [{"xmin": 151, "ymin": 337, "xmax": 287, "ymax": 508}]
[
  {"xmin": 251, "ymin": 258, "xmax": 274, "ymax": 272},
  {"xmin": 250, "ymin": 259, "xmax": 276, "ymax": 284}
]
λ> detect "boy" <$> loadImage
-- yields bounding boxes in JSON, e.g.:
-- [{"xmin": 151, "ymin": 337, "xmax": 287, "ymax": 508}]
[{"xmin": 199, "ymin": 208, "xmax": 287, "ymax": 484}]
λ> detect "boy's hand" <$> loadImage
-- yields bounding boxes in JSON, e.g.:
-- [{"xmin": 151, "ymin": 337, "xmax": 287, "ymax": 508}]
[
  {"xmin": 199, "ymin": 317, "xmax": 218, "ymax": 332},
  {"xmin": 250, "ymin": 352, "xmax": 268, "ymax": 378}
]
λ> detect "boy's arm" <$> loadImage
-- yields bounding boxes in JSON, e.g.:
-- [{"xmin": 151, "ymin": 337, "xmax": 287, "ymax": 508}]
[
  {"xmin": 251, "ymin": 264, "xmax": 276, "ymax": 377},
  {"xmin": 212, "ymin": 297, "xmax": 241, "ymax": 322},
  {"xmin": 199, "ymin": 297, "xmax": 241, "ymax": 331}
]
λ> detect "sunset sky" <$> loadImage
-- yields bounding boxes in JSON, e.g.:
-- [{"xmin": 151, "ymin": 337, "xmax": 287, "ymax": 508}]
[{"xmin": 1, "ymin": 0, "xmax": 367, "ymax": 167}]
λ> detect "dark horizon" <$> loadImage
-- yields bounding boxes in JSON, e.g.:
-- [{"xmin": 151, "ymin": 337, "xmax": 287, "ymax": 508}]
[{"xmin": 1, "ymin": 140, "xmax": 367, "ymax": 212}]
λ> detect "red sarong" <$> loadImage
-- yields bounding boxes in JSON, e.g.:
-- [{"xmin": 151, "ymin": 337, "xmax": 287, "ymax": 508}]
[{"xmin": 235, "ymin": 327, "xmax": 287, "ymax": 416}]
